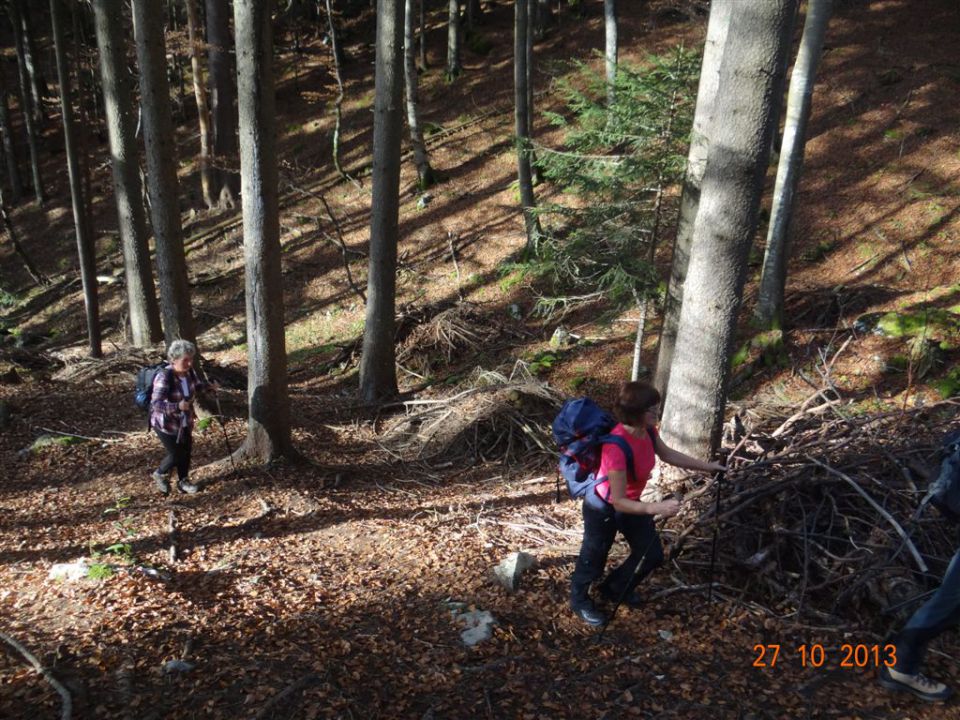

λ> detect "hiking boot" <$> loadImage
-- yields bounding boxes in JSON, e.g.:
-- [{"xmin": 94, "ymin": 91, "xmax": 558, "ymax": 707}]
[
  {"xmin": 879, "ymin": 665, "xmax": 953, "ymax": 702},
  {"xmin": 599, "ymin": 583, "xmax": 644, "ymax": 608},
  {"xmin": 152, "ymin": 471, "xmax": 170, "ymax": 496},
  {"xmin": 571, "ymin": 600, "xmax": 607, "ymax": 627},
  {"xmin": 177, "ymin": 478, "xmax": 200, "ymax": 495}
]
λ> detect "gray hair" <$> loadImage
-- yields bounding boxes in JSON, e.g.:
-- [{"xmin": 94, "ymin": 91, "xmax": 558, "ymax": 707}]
[{"xmin": 167, "ymin": 339, "xmax": 197, "ymax": 361}]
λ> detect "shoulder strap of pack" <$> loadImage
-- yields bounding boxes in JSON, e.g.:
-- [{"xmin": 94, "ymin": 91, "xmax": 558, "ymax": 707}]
[
  {"xmin": 648, "ymin": 427, "xmax": 658, "ymax": 453},
  {"xmin": 599, "ymin": 434, "xmax": 635, "ymax": 483}
]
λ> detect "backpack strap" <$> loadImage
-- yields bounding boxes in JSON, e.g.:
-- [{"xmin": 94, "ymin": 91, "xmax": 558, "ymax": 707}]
[
  {"xmin": 598, "ymin": 434, "xmax": 635, "ymax": 484},
  {"xmin": 648, "ymin": 427, "xmax": 658, "ymax": 454}
]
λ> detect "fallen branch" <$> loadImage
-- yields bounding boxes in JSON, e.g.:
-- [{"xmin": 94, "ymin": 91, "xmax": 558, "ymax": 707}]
[
  {"xmin": 0, "ymin": 631, "xmax": 72, "ymax": 720},
  {"xmin": 253, "ymin": 673, "xmax": 319, "ymax": 720}
]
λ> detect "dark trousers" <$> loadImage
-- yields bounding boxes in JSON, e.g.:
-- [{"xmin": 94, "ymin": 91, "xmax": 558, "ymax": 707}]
[
  {"xmin": 570, "ymin": 499, "xmax": 664, "ymax": 607},
  {"xmin": 155, "ymin": 428, "xmax": 192, "ymax": 481},
  {"xmin": 894, "ymin": 546, "xmax": 960, "ymax": 674}
]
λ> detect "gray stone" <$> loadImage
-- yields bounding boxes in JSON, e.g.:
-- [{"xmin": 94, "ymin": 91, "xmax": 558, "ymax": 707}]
[
  {"xmin": 549, "ymin": 326, "xmax": 572, "ymax": 348},
  {"xmin": 457, "ymin": 610, "xmax": 496, "ymax": 647},
  {"xmin": 162, "ymin": 660, "xmax": 195, "ymax": 674},
  {"xmin": 492, "ymin": 551, "xmax": 536, "ymax": 592}
]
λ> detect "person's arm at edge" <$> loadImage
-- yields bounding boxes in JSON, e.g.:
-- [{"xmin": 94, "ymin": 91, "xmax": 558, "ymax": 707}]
[
  {"xmin": 606, "ymin": 469, "xmax": 679, "ymax": 517},
  {"xmin": 653, "ymin": 434, "xmax": 725, "ymax": 473}
]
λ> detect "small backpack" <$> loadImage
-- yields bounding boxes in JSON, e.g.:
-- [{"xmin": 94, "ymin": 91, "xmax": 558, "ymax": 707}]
[
  {"xmin": 134, "ymin": 362, "xmax": 172, "ymax": 412},
  {"xmin": 926, "ymin": 430, "xmax": 960, "ymax": 522},
  {"xmin": 552, "ymin": 397, "xmax": 640, "ymax": 501}
]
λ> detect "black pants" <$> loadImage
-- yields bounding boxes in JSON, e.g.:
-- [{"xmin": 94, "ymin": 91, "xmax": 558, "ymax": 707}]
[
  {"xmin": 570, "ymin": 500, "xmax": 664, "ymax": 608},
  {"xmin": 155, "ymin": 428, "xmax": 192, "ymax": 481}
]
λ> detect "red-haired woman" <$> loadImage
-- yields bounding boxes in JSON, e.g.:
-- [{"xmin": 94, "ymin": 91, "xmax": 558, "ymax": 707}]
[{"xmin": 570, "ymin": 381, "xmax": 725, "ymax": 626}]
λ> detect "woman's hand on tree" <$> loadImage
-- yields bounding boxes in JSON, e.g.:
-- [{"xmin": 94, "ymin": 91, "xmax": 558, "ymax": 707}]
[{"xmin": 656, "ymin": 498, "xmax": 681, "ymax": 518}]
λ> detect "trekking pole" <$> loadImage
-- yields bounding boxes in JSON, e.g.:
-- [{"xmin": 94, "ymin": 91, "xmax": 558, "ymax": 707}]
[
  {"xmin": 597, "ymin": 518, "xmax": 666, "ymax": 642},
  {"xmin": 213, "ymin": 391, "xmax": 239, "ymax": 478},
  {"xmin": 707, "ymin": 469, "xmax": 725, "ymax": 602}
]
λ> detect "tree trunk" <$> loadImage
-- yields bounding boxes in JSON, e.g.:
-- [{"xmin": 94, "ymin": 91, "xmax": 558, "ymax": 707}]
[
  {"xmin": 17, "ymin": 1, "xmax": 48, "ymax": 126},
  {"xmin": 418, "ymin": 0, "xmax": 427, "ymax": 69},
  {"xmin": 756, "ymin": 0, "xmax": 833, "ymax": 329},
  {"xmin": 233, "ymin": 0, "xmax": 294, "ymax": 461},
  {"xmin": 50, "ymin": 0, "xmax": 101, "ymax": 358},
  {"xmin": 604, "ymin": 0, "xmax": 616, "ymax": 108},
  {"xmin": 71, "ymin": 0, "xmax": 96, "ymax": 239},
  {"xmin": 92, "ymin": 0, "xmax": 163, "ymax": 347},
  {"xmin": 653, "ymin": 0, "xmax": 731, "ymax": 397},
  {"xmin": 446, "ymin": 0, "xmax": 461, "ymax": 79},
  {"xmin": 9, "ymin": 0, "xmax": 44, "ymax": 204},
  {"xmin": 0, "ymin": 71, "xmax": 23, "ymax": 205},
  {"xmin": 466, "ymin": 0, "xmax": 482, "ymax": 29},
  {"xmin": 359, "ymin": 0, "xmax": 404, "ymax": 403},
  {"xmin": 184, "ymin": 0, "xmax": 216, "ymax": 209},
  {"xmin": 404, "ymin": 0, "xmax": 434, "ymax": 189},
  {"xmin": 533, "ymin": 0, "xmax": 552, "ymax": 39},
  {"xmin": 514, "ymin": 0, "xmax": 539, "ymax": 253},
  {"xmin": 206, "ymin": 0, "xmax": 239, "ymax": 208},
  {"xmin": 325, "ymin": 0, "xmax": 351, "ymax": 182},
  {"xmin": 133, "ymin": 0, "xmax": 196, "ymax": 345},
  {"xmin": 525, "ymin": 0, "xmax": 538, "ymax": 184},
  {"xmin": 0, "ymin": 188, "xmax": 45, "ymax": 286},
  {"xmin": 659, "ymin": 0, "xmax": 797, "ymax": 460}
]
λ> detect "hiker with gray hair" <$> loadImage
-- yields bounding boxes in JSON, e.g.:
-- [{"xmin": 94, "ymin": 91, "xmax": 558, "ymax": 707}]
[{"xmin": 149, "ymin": 339, "xmax": 218, "ymax": 495}]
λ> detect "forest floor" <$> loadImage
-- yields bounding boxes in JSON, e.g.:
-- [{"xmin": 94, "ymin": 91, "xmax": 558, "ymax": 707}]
[{"xmin": 3, "ymin": 0, "xmax": 960, "ymax": 717}]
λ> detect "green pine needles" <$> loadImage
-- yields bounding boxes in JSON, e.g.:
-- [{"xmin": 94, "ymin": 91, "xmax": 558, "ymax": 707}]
[{"xmin": 513, "ymin": 47, "xmax": 698, "ymax": 318}]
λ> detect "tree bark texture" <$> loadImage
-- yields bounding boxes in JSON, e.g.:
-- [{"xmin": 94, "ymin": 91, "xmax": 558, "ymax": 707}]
[
  {"xmin": 359, "ymin": 0, "xmax": 404, "ymax": 403},
  {"xmin": 50, "ymin": 0, "xmax": 101, "ymax": 358},
  {"xmin": 92, "ymin": 0, "xmax": 163, "ymax": 347},
  {"xmin": 659, "ymin": 0, "xmax": 797, "ymax": 460},
  {"xmin": 234, "ymin": 0, "xmax": 293, "ymax": 460},
  {"xmin": 404, "ymin": 0, "xmax": 434, "ymax": 189},
  {"xmin": 206, "ymin": 0, "xmax": 239, "ymax": 207},
  {"xmin": 514, "ymin": 0, "xmax": 539, "ymax": 253},
  {"xmin": 133, "ymin": 0, "xmax": 196, "ymax": 345},
  {"xmin": 756, "ymin": 0, "xmax": 833, "ymax": 329},
  {"xmin": 604, "ymin": 0, "xmax": 617, "ymax": 108},
  {"xmin": 10, "ymin": 0, "xmax": 44, "ymax": 204},
  {"xmin": 418, "ymin": 0, "xmax": 427, "ymax": 69},
  {"xmin": 16, "ymin": 0, "xmax": 48, "ymax": 125},
  {"xmin": 653, "ymin": 0, "xmax": 731, "ymax": 397},
  {"xmin": 446, "ymin": 0, "xmax": 461, "ymax": 78},
  {"xmin": 325, "ymin": 0, "xmax": 350, "ymax": 181},
  {"xmin": 185, "ymin": 0, "xmax": 216, "ymax": 209},
  {"xmin": 0, "ymin": 70, "xmax": 23, "ymax": 205}
]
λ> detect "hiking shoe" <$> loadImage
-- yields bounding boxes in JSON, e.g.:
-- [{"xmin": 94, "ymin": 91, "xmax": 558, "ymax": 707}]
[
  {"xmin": 571, "ymin": 601, "xmax": 607, "ymax": 627},
  {"xmin": 879, "ymin": 665, "xmax": 953, "ymax": 702},
  {"xmin": 152, "ymin": 471, "xmax": 170, "ymax": 496},
  {"xmin": 599, "ymin": 583, "xmax": 644, "ymax": 608},
  {"xmin": 177, "ymin": 478, "xmax": 200, "ymax": 495}
]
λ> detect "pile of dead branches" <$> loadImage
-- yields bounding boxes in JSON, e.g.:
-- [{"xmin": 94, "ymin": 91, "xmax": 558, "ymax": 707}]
[
  {"xmin": 395, "ymin": 302, "xmax": 503, "ymax": 377},
  {"xmin": 670, "ymin": 394, "xmax": 960, "ymax": 629},
  {"xmin": 381, "ymin": 371, "xmax": 561, "ymax": 464}
]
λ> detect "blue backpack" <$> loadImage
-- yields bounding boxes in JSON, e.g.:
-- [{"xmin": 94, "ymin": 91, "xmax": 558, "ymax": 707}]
[
  {"xmin": 927, "ymin": 430, "xmax": 960, "ymax": 522},
  {"xmin": 552, "ymin": 397, "xmax": 638, "ymax": 501}
]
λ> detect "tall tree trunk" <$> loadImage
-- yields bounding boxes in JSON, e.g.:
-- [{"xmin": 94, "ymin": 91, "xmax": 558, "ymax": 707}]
[
  {"xmin": 514, "ymin": 0, "xmax": 539, "ymax": 253},
  {"xmin": 0, "ymin": 71, "xmax": 23, "ymax": 205},
  {"xmin": 659, "ymin": 0, "xmax": 797, "ymax": 460},
  {"xmin": 92, "ymin": 0, "xmax": 163, "ymax": 347},
  {"xmin": 359, "ymin": 0, "xmax": 404, "ymax": 403},
  {"xmin": 184, "ymin": 0, "xmax": 216, "ymax": 209},
  {"xmin": 16, "ymin": 1, "xmax": 48, "ymax": 126},
  {"xmin": 466, "ymin": 0, "xmax": 481, "ymax": 29},
  {"xmin": 133, "ymin": 0, "xmax": 196, "ymax": 345},
  {"xmin": 50, "ymin": 0, "xmax": 101, "ymax": 358},
  {"xmin": 418, "ymin": 0, "xmax": 427, "ymax": 69},
  {"xmin": 604, "ymin": 0, "xmax": 617, "ymax": 108},
  {"xmin": 233, "ymin": 0, "xmax": 294, "ymax": 460},
  {"xmin": 533, "ymin": 0, "xmax": 551, "ymax": 39},
  {"xmin": 325, "ymin": 0, "xmax": 351, "ymax": 183},
  {"xmin": 206, "ymin": 0, "xmax": 239, "ymax": 208},
  {"xmin": 404, "ymin": 0, "xmax": 434, "ymax": 189},
  {"xmin": 446, "ymin": 0, "xmax": 461, "ymax": 79},
  {"xmin": 71, "ymin": 0, "xmax": 96, "ymax": 238},
  {"xmin": 756, "ymin": 0, "xmax": 833, "ymax": 329},
  {"xmin": 653, "ymin": 0, "xmax": 731, "ymax": 397},
  {"xmin": 0, "ymin": 188, "xmax": 45, "ymax": 286},
  {"xmin": 9, "ymin": 0, "xmax": 44, "ymax": 204},
  {"xmin": 525, "ymin": 0, "xmax": 538, "ymax": 184}
]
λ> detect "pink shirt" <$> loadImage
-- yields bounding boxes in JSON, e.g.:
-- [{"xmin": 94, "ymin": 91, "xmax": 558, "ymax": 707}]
[{"xmin": 594, "ymin": 423, "xmax": 658, "ymax": 503}]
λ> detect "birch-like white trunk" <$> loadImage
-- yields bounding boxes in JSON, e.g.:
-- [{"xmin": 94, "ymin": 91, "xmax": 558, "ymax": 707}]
[
  {"xmin": 659, "ymin": 0, "xmax": 798, "ymax": 461},
  {"xmin": 604, "ymin": 0, "xmax": 617, "ymax": 108},
  {"xmin": 756, "ymin": 0, "xmax": 833, "ymax": 329},
  {"xmin": 653, "ymin": 0, "xmax": 731, "ymax": 396}
]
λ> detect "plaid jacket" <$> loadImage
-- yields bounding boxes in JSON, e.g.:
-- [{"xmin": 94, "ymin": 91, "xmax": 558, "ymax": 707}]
[{"xmin": 149, "ymin": 368, "xmax": 208, "ymax": 436}]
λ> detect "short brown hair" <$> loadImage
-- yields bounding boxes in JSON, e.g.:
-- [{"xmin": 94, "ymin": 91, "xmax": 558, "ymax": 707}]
[{"xmin": 615, "ymin": 381, "xmax": 661, "ymax": 425}]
